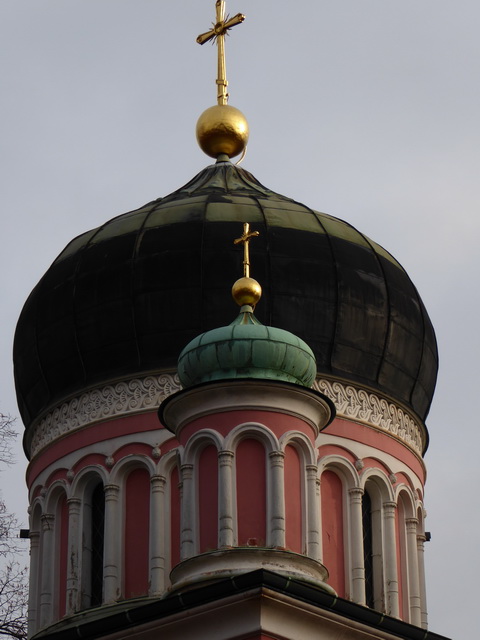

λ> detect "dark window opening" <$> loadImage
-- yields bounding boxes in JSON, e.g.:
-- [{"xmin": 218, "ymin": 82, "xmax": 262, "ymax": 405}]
[
  {"xmin": 362, "ymin": 491, "xmax": 374, "ymax": 608},
  {"xmin": 90, "ymin": 483, "xmax": 105, "ymax": 607}
]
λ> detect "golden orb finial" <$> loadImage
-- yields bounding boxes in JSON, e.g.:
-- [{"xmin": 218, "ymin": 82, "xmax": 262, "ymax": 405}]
[
  {"xmin": 196, "ymin": 105, "xmax": 249, "ymax": 159},
  {"xmin": 232, "ymin": 223, "xmax": 261, "ymax": 308},
  {"xmin": 196, "ymin": 1, "xmax": 249, "ymax": 159},
  {"xmin": 232, "ymin": 276, "xmax": 262, "ymax": 307}
]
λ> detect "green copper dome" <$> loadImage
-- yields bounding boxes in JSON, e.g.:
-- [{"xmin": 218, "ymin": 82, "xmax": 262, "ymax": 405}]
[{"xmin": 178, "ymin": 305, "xmax": 317, "ymax": 388}]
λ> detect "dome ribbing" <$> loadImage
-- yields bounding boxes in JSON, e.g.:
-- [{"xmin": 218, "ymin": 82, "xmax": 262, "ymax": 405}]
[{"xmin": 14, "ymin": 161, "xmax": 438, "ymax": 431}]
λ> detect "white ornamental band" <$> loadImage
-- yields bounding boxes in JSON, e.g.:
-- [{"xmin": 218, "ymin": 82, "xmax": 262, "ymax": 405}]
[
  {"xmin": 313, "ymin": 379, "xmax": 425, "ymax": 455},
  {"xmin": 28, "ymin": 374, "xmax": 425, "ymax": 458}
]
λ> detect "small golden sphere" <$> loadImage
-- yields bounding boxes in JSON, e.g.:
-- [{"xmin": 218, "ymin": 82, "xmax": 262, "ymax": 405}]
[
  {"xmin": 196, "ymin": 105, "xmax": 249, "ymax": 159},
  {"xmin": 232, "ymin": 277, "xmax": 262, "ymax": 307}
]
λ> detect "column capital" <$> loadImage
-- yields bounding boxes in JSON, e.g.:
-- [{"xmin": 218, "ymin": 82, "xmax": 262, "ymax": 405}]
[
  {"xmin": 269, "ymin": 450, "xmax": 285, "ymax": 464},
  {"xmin": 383, "ymin": 501, "xmax": 397, "ymax": 517},
  {"xmin": 181, "ymin": 463, "xmax": 194, "ymax": 476},
  {"xmin": 151, "ymin": 475, "xmax": 166, "ymax": 489},
  {"xmin": 104, "ymin": 484, "xmax": 120, "ymax": 499},
  {"xmin": 40, "ymin": 513, "xmax": 54, "ymax": 531},
  {"xmin": 383, "ymin": 500, "xmax": 397, "ymax": 509},
  {"xmin": 218, "ymin": 450, "xmax": 234, "ymax": 466},
  {"xmin": 348, "ymin": 487, "xmax": 364, "ymax": 499}
]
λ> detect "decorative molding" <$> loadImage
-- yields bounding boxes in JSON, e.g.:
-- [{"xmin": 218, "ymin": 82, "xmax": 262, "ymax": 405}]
[
  {"xmin": 29, "ymin": 374, "xmax": 181, "ymax": 458},
  {"xmin": 28, "ymin": 374, "xmax": 425, "ymax": 458},
  {"xmin": 314, "ymin": 379, "xmax": 425, "ymax": 455}
]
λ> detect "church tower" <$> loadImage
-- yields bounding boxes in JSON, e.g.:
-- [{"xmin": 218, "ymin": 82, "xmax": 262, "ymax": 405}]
[{"xmin": 14, "ymin": 3, "xmax": 449, "ymax": 639}]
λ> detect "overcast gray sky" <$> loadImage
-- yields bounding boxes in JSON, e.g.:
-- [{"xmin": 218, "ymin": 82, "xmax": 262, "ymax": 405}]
[{"xmin": 1, "ymin": 2, "xmax": 479, "ymax": 637}]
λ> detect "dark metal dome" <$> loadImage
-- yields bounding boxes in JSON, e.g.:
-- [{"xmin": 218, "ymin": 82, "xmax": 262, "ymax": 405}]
[{"xmin": 14, "ymin": 162, "xmax": 438, "ymax": 428}]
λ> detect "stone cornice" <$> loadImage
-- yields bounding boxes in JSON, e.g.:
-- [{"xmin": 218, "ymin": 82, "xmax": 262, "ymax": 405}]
[
  {"xmin": 27, "ymin": 374, "xmax": 426, "ymax": 458},
  {"xmin": 27, "ymin": 375, "xmax": 180, "ymax": 458},
  {"xmin": 314, "ymin": 379, "xmax": 426, "ymax": 456}
]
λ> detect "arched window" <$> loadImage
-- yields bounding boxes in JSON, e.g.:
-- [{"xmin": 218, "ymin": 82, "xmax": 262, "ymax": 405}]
[
  {"xmin": 362, "ymin": 490, "xmax": 374, "ymax": 608},
  {"xmin": 90, "ymin": 483, "xmax": 105, "ymax": 606},
  {"xmin": 81, "ymin": 481, "xmax": 105, "ymax": 609},
  {"xmin": 55, "ymin": 493, "xmax": 68, "ymax": 618},
  {"xmin": 362, "ymin": 481, "xmax": 384, "ymax": 611}
]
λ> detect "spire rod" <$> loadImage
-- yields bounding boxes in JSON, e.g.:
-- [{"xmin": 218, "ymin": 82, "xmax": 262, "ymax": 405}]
[
  {"xmin": 195, "ymin": 1, "xmax": 249, "ymax": 160},
  {"xmin": 232, "ymin": 223, "xmax": 262, "ymax": 309},
  {"xmin": 197, "ymin": 0, "xmax": 245, "ymax": 106},
  {"xmin": 234, "ymin": 223, "xmax": 259, "ymax": 278}
]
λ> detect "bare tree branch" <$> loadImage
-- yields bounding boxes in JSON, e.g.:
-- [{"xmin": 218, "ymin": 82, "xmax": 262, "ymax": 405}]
[
  {"xmin": 0, "ymin": 416, "xmax": 17, "ymax": 468},
  {"xmin": 0, "ymin": 415, "xmax": 27, "ymax": 640}
]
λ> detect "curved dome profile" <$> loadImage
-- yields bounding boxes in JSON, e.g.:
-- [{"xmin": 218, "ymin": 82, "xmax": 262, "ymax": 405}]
[
  {"xmin": 177, "ymin": 306, "xmax": 318, "ymax": 389},
  {"xmin": 14, "ymin": 161, "xmax": 438, "ymax": 434}
]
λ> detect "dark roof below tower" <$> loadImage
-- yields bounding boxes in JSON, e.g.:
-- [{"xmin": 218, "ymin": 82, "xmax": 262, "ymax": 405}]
[
  {"xmin": 14, "ymin": 161, "xmax": 438, "ymax": 430},
  {"xmin": 33, "ymin": 569, "xmax": 451, "ymax": 640}
]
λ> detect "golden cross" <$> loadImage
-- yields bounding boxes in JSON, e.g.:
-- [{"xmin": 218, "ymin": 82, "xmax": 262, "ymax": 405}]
[
  {"xmin": 197, "ymin": 0, "xmax": 245, "ymax": 106},
  {"xmin": 234, "ymin": 223, "xmax": 259, "ymax": 278}
]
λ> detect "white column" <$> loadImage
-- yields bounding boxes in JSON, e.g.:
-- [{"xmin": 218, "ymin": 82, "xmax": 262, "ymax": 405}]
[
  {"xmin": 306, "ymin": 464, "xmax": 320, "ymax": 560},
  {"xmin": 417, "ymin": 533, "xmax": 428, "ymax": 629},
  {"xmin": 180, "ymin": 464, "xmax": 195, "ymax": 560},
  {"xmin": 406, "ymin": 517, "xmax": 422, "ymax": 626},
  {"xmin": 103, "ymin": 484, "xmax": 120, "ymax": 603},
  {"xmin": 317, "ymin": 472, "xmax": 323, "ymax": 564},
  {"xmin": 27, "ymin": 530, "xmax": 40, "ymax": 637},
  {"xmin": 218, "ymin": 451, "xmax": 234, "ymax": 548},
  {"xmin": 383, "ymin": 501, "xmax": 399, "ymax": 618},
  {"xmin": 349, "ymin": 487, "xmax": 366, "ymax": 605},
  {"xmin": 65, "ymin": 497, "xmax": 81, "ymax": 614},
  {"xmin": 150, "ymin": 475, "xmax": 166, "ymax": 596},
  {"xmin": 269, "ymin": 451, "xmax": 285, "ymax": 548},
  {"xmin": 39, "ymin": 514, "xmax": 55, "ymax": 629}
]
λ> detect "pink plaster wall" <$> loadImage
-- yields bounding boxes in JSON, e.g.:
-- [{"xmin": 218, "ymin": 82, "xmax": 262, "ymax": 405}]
[
  {"xmin": 321, "ymin": 470, "xmax": 345, "ymax": 597},
  {"xmin": 170, "ymin": 466, "xmax": 181, "ymax": 569},
  {"xmin": 72, "ymin": 453, "xmax": 106, "ymax": 473},
  {"xmin": 199, "ymin": 445, "xmax": 219, "ymax": 553},
  {"xmin": 284, "ymin": 445, "xmax": 302, "ymax": 553},
  {"xmin": 324, "ymin": 418, "xmax": 426, "ymax": 484},
  {"xmin": 45, "ymin": 468, "xmax": 68, "ymax": 488},
  {"xmin": 179, "ymin": 411, "xmax": 315, "ymax": 445},
  {"xmin": 236, "ymin": 439, "xmax": 266, "ymax": 547},
  {"xmin": 124, "ymin": 468, "xmax": 150, "ymax": 598},
  {"xmin": 26, "ymin": 412, "xmax": 171, "ymax": 486},
  {"xmin": 112, "ymin": 442, "xmax": 153, "ymax": 462}
]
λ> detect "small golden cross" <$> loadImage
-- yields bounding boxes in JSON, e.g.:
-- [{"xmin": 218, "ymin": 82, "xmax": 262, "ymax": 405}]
[
  {"xmin": 197, "ymin": 0, "xmax": 245, "ymax": 106},
  {"xmin": 234, "ymin": 223, "xmax": 260, "ymax": 278}
]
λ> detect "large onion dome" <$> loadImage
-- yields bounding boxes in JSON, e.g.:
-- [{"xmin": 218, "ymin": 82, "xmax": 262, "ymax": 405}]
[{"xmin": 14, "ymin": 160, "xmax": 438, "ymax": 432}]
